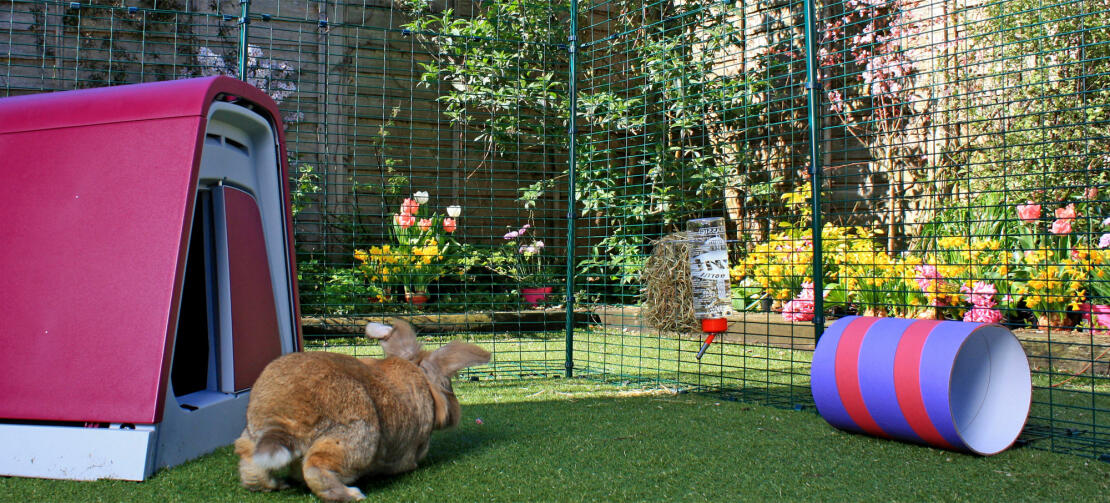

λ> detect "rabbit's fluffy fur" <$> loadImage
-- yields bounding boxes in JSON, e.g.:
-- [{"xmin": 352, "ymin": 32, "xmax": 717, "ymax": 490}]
[{"xmin": 234, "ymin": 320, "xmax": 490, "ymax": 502}]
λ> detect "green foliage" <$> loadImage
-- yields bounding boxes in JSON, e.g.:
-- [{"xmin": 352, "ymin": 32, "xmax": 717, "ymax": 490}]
[
  {"xmin": 297, "ymin": 259, "xmax": 387, "ymax": 316},
  {"xmin": 573, "ymin": 1, "xmax": 766, "ymax": 292},
  {"xmin": 404, "ymin": 1, "xmax": 766, "ymax": 299},
  {"xmin": 289, "ymin": 162, "xmax": 320, "ymax": 219},
  {"xmin": 914, "ymin": 190, "xmax": 1032, "ymax": 254},
  {"xmin": 403, "ymin": 0, "xmax": 569, "ymax": 162},
  {"xmin": 957, "ymin": 0, "xmax": 1110, "ymax": 198}
]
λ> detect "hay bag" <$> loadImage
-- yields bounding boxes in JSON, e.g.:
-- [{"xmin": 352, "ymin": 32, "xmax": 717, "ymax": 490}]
[{"xmin": 642, "ymin": 232, "xmax": 699, "ymax": 333}]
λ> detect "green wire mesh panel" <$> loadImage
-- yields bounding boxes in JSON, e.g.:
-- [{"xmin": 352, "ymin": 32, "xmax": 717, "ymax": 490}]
[
  {"xmin": 3, "ymin": 1, "xmax": 240, "ymax": 93},
  {"xmin": 246, "ymin": 1, "xmax": 572, "ymax": 379},
  {"xmin": 4, "ymin": 0, "xmax": 1110, "ymax": 461},
  {"xmin": 815, "ymin": 0, "xmax": 1110, "ymax": 458},
  {"xmin": 1, "ymin": 0, "xmax": 573, "ymax": 380},
  {"xmin": 571, "ymin": 0, "xmax": 816, "ymax": 407}
]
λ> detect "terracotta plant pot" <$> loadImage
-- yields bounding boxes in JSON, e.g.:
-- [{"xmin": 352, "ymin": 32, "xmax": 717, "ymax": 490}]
[
  {"xmin": 521, "ymin": 286, "xmax": 553, "ymax": 308},
  {"xmin": 405, "ymin": 291, "xmax": 429, "ymax": 307},
  {"xmin": 1036, "ymin": 312, "xmax": 1072, "ymax": 330}
]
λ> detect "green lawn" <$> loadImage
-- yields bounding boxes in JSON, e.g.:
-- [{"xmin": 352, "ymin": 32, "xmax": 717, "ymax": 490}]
[{"xmin": 3, "ymin": 378, "xmax": 1108, "ymax": 502}]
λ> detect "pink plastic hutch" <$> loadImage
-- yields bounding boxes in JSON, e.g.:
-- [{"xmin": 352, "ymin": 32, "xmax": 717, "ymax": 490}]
[{"xmin": 0, "ymin": 76, "xmax": 302, "ymax": 480}]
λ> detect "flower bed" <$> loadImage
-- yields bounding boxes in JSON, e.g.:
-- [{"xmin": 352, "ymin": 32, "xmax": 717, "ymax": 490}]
[{"xmin": 730, "ymin": 198, "xmax": 1110, "ymax": 334}]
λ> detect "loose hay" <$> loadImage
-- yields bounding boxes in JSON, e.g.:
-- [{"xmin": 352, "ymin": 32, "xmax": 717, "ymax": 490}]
[
  {"xmin": 641, "ymin": 232, "xmax": 699, "ymax": 333},
  {"xmin": 615, "ymin": 387, "xmax": 681, "ymax": 397}
]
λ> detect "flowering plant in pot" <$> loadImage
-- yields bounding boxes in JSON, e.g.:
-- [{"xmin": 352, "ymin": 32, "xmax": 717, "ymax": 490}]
[
  {"xmin": 354, "ymin": 192, "xmax": 462, "ymax": 306},
  {"xmin": 490, "ymin": 222, "xmax": 557, "ymax": 307}
]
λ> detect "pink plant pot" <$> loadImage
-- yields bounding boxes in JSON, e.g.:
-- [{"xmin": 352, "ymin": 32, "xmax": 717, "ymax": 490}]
[{"xmin": 521, "ymin": 286, "xmax": 554, "ymax": 308}]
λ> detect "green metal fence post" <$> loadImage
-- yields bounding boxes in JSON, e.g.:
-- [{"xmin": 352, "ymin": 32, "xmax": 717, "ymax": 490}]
[
  {"xmin": 237, "ymin": 0, "xmax": 251, "ymax": 78},
  {"xmin": 803, "ymin": 0, "xmax": 825, "ymax": 340},
  {"xmin": 564, "ymin": 0, "xmax": 579, "ymax": 378}
]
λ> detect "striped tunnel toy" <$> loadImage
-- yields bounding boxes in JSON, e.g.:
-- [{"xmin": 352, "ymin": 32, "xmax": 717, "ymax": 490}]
[{"xmin": 811, "ymin": 317, "xmax": 1032, "ymax": 455}]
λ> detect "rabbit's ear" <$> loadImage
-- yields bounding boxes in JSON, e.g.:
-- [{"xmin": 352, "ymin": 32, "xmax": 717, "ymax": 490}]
[
  {"xmin": 365, "ymin": 322, "xmax": 393, "ymax": 339},
  {"xmin": 422, "ymin": 340, "xmax": 491, "ymax": 378},
  {"xmin": 365, "ymin": 319, "xmax": 422, "ymax": 361}
]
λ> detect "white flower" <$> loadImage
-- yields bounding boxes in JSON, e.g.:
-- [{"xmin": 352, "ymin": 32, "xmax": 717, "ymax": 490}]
[
  {"xmin": 1102, "ymin": 217, "xmax": 1110, "ymax": 227},
  {"xmin": 413, "ymin": 191, "xmax": 430, "ymax": 204},
  {"xmin": 534, "ymin": 240, "xmax": 545, "ymax": 250},
  {"xmin": 447, "ymin": 205, "xmax": 462, "ymax": 218}
]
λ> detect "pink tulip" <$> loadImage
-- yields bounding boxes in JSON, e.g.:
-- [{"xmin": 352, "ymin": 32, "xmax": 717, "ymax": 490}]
[
  {"xmin": 1050, "ymin": 218, "xmax": 1073, "ymax": 235},
  {"xmin": 443, "ymin": 218, "xmax": 457, "ymax": 233},
  {"xmin": 1016, "ymin": 201, "xmax": 1041, "ymax": 223},
  {"xmin": 418, "ymin": 218, "xmax": 432, "ymax": 232},
  {"xmin": 1055, "ymin": 203, "xmax": 1077, "ymax": 221},
  {"xmin": 400, "ymin": 198, "xmax": 420, "ymax": 216},
  {"xmin": 395, "ymin": 213, "xmax": 415, "ymax": 229}
]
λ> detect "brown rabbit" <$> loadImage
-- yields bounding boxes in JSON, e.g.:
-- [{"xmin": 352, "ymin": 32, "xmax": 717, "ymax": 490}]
[{"xmin": 234, "ymin": 320, "xmax": 490, "ymax": 502}]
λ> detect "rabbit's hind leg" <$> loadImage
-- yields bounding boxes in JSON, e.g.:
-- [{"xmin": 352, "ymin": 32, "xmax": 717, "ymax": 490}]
[
  {"xmin": 302, "ymin": 437, "xmax": 366, "ymax": 502},
  {"xmin": 234, "ymin": 435, "xmax": 290, "ymax": 492}
]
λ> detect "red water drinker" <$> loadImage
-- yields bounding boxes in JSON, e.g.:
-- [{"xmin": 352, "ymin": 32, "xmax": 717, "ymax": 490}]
[{"xmin": 688, "ymin": 217, "xmax": 731, "ymax": 359}]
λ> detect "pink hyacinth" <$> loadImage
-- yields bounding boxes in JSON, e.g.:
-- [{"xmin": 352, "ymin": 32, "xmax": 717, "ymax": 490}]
[
  {"xmin": 1016, "ymin": 201, "xmax": 1041, "ymax": 223},
  {"xmin": 796, "ymin": 282, "xmax": 816, "ymax": 301},
  {"xmin": 781, "ymin": 299, "xmax": 815, "ymax": 322},
  {"xmin": 781, "ymin": 282, "xmax": 817, "ymax": 322},
  {"xmin": 960, "ymin": 281, "xmax": 1002, "ymax": 324},
  {"xmin": 914, "ymin": 264, "xmax": 948, "ymax": 307},
  {"xmin": 914, "ymin": 264, "xmax": 941, "ymax": 291},
  {"xmin": 960, "ymin": 281, "xmax": 998, "ymax": 308},
  {"xmin": 916, "ymin": 265, "xmax": 949, "ymax": 308},
  {"xmin": 963, "ymin": 306, "xmax": 1003, "ymax": 324},
  {"xmin": 1099, "ymin": 233, "xmax": 1110, "ymax": 249}
]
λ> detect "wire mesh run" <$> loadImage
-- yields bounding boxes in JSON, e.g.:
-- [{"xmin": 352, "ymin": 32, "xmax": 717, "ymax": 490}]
[{"xmin": 3, "ymin": 0, "xmax": 1109, "ymax": 461}]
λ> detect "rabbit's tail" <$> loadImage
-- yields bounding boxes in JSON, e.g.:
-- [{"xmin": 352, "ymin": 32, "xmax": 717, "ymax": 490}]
[{"xmin": 252, "ymin": 427, "xmax": 297, "ymax": 471}]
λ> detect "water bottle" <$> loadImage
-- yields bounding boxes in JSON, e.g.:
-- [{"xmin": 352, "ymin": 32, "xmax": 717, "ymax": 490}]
[{"xmin": 687, "ymin": 217, "xmax": 730, "ymax": 358}]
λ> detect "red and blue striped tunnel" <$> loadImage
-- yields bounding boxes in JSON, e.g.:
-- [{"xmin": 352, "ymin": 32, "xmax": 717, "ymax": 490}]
[{"xmin": 811, "ymin": 316, "xmax": 1031, "ymax": 455}]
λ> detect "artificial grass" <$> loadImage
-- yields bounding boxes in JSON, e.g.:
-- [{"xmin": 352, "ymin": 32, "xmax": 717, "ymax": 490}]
[{"xmin": 2, "ymin": 379, "xmax": 1108, "ymax": 502}]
